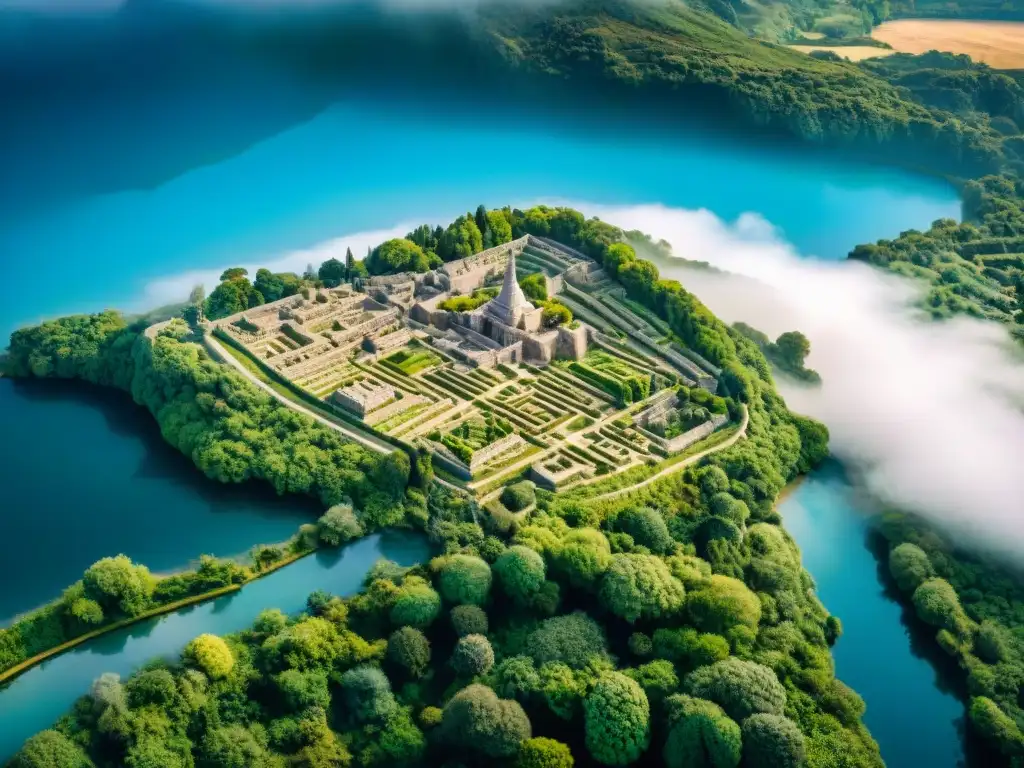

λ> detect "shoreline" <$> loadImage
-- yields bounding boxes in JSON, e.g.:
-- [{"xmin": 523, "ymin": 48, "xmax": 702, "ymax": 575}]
[{"xmin": 0, "ymin": 546, "xmax": 318, "ymax": 686}]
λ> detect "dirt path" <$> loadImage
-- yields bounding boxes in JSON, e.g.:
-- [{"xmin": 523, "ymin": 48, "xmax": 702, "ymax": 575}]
[
  {"xmin": 589, "ymin": 404, "xmax": 749, "ymax": 501},
  {"xmin": 205, "ymin": 334, "xmax": 396, "ymax": 455}
]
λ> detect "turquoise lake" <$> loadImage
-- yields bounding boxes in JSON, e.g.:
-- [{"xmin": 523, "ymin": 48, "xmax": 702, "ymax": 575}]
[{"xmin": 0, "ymin": 10, "xmax": 974, "ymax": 766}]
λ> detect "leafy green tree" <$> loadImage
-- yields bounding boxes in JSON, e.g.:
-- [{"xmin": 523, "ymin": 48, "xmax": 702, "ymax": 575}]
[
  {"xmin": 200, "ymin": 724, "xmax": 277, "ymax": 768},
  {"xmin": 345, "ymin": 248, "xmax": 355, "ymax": 281},
  {"xmin": 912, "ymin": 578, "xmax": 971, "ymax": 635},
  {"xmin": 518, "ymin": 737, "xmax": 574, "ymax": 768},
  {"xmin": 205, "ymin": 276, "xmax": 263, "ymax": 320},
  {"xmin": 220, "ymin": 267, "xmax": 248, "ymax": 282},
  {"xmin": 488, "ymin": 210, "xmax": 513, "ymax": 245},
  {"xmin": 774, "ymin": 332, "xmax": 810, "ymax": 370},
  {"xmin": 438, "ymin": 215, "xmax": 484, "ymax": 262},
  {"xmin": 686, "ymin": 575, "xmax": 761, "ymax": 634},
  {"xmin": 501, "ymin": 480, "xmax": 537, "ymax": 512},
  {"xmin": 262, "ymin": 617, "xmax": 342, "ymax": 671},
  {"xmin": 276, "ymin": 668, "xmax": 330, "ymax": 712},
  {"xmin": 615, "ymin": 507, "xmax": 674, "ymax": 555},
  {"xmin": 542, "ymin": 302, "xmax": 573, "ymax": 328},
  {"xmin": 9, "ymin": 730, "xmax": 93, "ymax": 768},
  {"xmin": 629, "ymin": 632, "xmax": 653, "ymax": 658},
  {"xmin": 451, "ymin": 604, "xmax": 489, "ymax": 637},
  {"xmin": 184, "ymin": 633, "xmax": 234, "ymax": 680},
  {"xmin": 708, "ymin": 493, "xmax": 750, "ymax": 527},
  {"xmin": 341, "ymin": 665, "xmax": 397, "ymax": 723},
  {"xmin": 584, "ymin": 672, "xmax": 651, "ymax": 765},
  {"xmin": 624, "ymin": 660, "xmax": 678, "ymax": 706},
  {"xmin": 452, "ymin": 634, "xmax": 495, "ymax": 676},
  {"xmin": 69, "ymin": 597, "xmax": 104, "ymax": 626},
  {"xmin": 599, "ymin": 553, "xmax": 685, "ymax": 623},
  {"xmin": 253, "ymin": 269, "xmax": 298, "ymax": 302},
  {"xmin": 888, "ymin": 543, "xmax": 933, "ymax": 592},
  {"xmin": 83, "ymin": 555, "xmax": 155, "ymax": 617},
  {"xmin": 740, "ymin": 713, "xmax": 806, "ymax": 768},
  {"xmin": 662, "ymin": 694, "xmax": 741, "ymax": 768},
  {"xmin": 438, "ymin": 554, "xmax": 492, "ymax": 605},
  {"xmin": 440, "ymin": 684, "xmax": 532, "ymax": 758},
  {"xmin": 476, "ymin": 205, "xmax": 490, "ymax": 242},
  {"xmin": 553, "ymin": 528, "xmax": 613, "ymax": 588},
  {"xmin": 390, "ymin": 577, "xmax": 441, "ymax": 629},
  {"xmin": 527, "ymin": 612, "xmax": 608, "ymax": 669},
  {"xmin": 683, "ymin": 659, "xmax": 786, "ymax": 722},
  {"xmin": 367, "ymin": 239, "xmax": 433, "ymax": 275},
  {"xmin": 388, "ymin": 626, "xmax": 431, "ymax": 678},
  {"xmin": 317, "ymin": 505, "xmax": 363, "ymax": 546},
  {"xmin": 493, "ymin": 655, "xmax": 542, "ymax": 701},
  {"xmin": 254, "ymin": 609, "xmax": 288, "ymax": 636},
  {"xmin": 495, "ymin": 545, "xmax": 547, "ymax": 605},
  {"xmin": 603, "ymin": 242, "xmax": 637, "ymax": 276},
  {"xmin": 125, "ymin": 668, "xmax": 178, "ymax": 708},
  {"xmin": 652, "ymin": 628, "xmax": 730, "ymax": 670},
  {"xmin": 699, "ymin": 467, "xmax": 731, "ymax": 497},
  {"xmin": 318, "ymin": 258, "xmax": 346, "ymax": 287},
  {"xmin": 968, "ymin": 696, "xmax": 1024, "ymax": 759}
]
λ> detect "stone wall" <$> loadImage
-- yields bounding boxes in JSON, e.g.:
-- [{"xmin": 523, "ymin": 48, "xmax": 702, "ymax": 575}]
[
  {"xmin": 556, "ymin": 324, "xmax": 588, "ymax": 361},
  {"xmin": 637, "ymin": 413, "xmax": 729, "ymax": 454},
  {"xmin": 365, "ymin": 393, "xmax": 427, "ymax": 427},
  {"xmin": 469, "ymin": 433, "xmax": 526, "ymax": 471}
]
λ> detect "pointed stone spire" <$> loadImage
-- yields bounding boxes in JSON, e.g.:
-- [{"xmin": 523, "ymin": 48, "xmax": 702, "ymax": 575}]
[{"xmin": 484, "ymin": 250, "xmax": 533, "ymax": 328}]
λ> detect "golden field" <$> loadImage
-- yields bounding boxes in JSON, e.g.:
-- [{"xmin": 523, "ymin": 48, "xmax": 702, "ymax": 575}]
[{"xmin": 871, "ymin": 19, "xmax": 1024, "ymax": 69}]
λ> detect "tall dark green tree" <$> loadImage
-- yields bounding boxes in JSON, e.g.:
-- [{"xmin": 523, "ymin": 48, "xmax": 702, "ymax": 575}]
[{"xmin": 345, "ymin": 248, "xmax": 355, "ymax": 282}]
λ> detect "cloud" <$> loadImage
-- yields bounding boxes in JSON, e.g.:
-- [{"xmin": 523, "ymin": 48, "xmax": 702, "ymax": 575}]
[
  {"xmin": 140, "ymin": 223, "xmax": 408, "ymax": 308},
  {"xmin": 576, "ymin": 202, "xmax": 1024, "ymax": 557}
]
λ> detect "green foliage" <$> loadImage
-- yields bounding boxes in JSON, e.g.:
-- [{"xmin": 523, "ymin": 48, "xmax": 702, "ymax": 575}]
[
  {"xmin": 599, "ymin": 553, "xmax": 686, "ymax": 623},
  {"xmin": 9, "ymin": 730, "xmax": 93, "ymax": 768},
  {"xmin": 888, "ymin": 542, "xmax": 934, "ymax": 592},
  {"xmin": 687, "ymin": 575, "xmax": 762, "ymax": 635},
  {"xmin": 683, "ymin": 659, "xmax": 786, "ymax": 722},
  {"xmin": 340, "ymin": 665, "xmax": 397, "ymax": 723},
  {"xmin": 438, "ymin": 554, "xmax": 492, "ymax": 605},
  {"xmin": 388, "ymin": 626, "xmax": 431, "ymax": 678},
  {"xmin": 367, "ymin": 238, "xmax": 435, "ymax": 275},
  {"xmin": 624, "ymin": 660, "xmax": 678, "ymax": 706},
  {"xmin": 662, "ymin": 694, "xmax": 741, "ymax": 768},
  {"xmin": 517, "ymin": 737, "xmax": 574, "ymax": 768},
  {"xmin": 740, "ymin": 714, "xmax": 806, "ymax": 767},
  {"xmin": 452, "ymin": 633, "xmax": 496, "ymax": 676},
  {"xmin": 502, "ymin": 481, "xmax": 537, "ymax": 512},
  {"xmin": 389, "ymin": 577, "xmax": 441, "ymax": 629},
  {"xmin": 200, "ymin": 724, "xmax": 277, "ymax": 768},
  {"xmin": 438, "ymin": 214, "xmax": 485, "ymax": 262},
  {"xmin": 276, "ymin": 668, "xmax": 331, "ymax": 712},
  {"xmin": 440, "ymin": 683, "xmax": 532, "ymax": 758},
  {"xmin": 318, "ymin": 505, "xmax": 364, "ymax": 546},
  {"xmin": 183, "ymin": 633, "xmax": 234, "ymax": 680},
  {"xmin": 552, "ymin": 528, "xmax": 613, "ymax": 589},
  {"xmin": 527, "ymin": 612, "xmax": 609, "ymax": 669},
  {"xmin": 492, "ymin": 655, "xmax": 543, "ymax": 701},
  {"xmin": 451, "ymin": 604, "xmax": 489, "ymax": 637},
  {"xmin": 495, "ymin": 545, "xmax": 547, "ymax": 605},
  {"xmin": 968, "ymin": 696, "xmax": 1024, "ymax": 760},
  {"xmin": 205, "ymin": 273, "xmax": 264, "ymax": 320},
  {"xmin": 82, "ymin": 555, "xmax": 155, "ymax": 618},
  {"xmin": 912, "ymin": 578, "xmax": 972, "ymax": 635},
  {"xmin": 520, "ymin": 273, "xmax": 549, "ymax": 302},
  {"xmin": 584, "ymin": 672, "xmax": 651, "ymax": 765},
  {"xmin": 614, "ymin": 507, "xmax": 674, "ymax": 555},
  {"xmin": 318, "ymin": 258, "xmax": 346, "ymax": 287},
  {"xmin": 652, "ymin": 628, "xmax": 730, "ymax": 671}
]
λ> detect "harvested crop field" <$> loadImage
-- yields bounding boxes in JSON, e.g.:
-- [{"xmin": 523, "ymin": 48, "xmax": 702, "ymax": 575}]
[
  {"xmin": 788, "ymin": 45, "xmax": 896, "ymax": 61},
  {"xmin": 871, "ymin": 20, "xmax": 1024, "ymax": 69}
]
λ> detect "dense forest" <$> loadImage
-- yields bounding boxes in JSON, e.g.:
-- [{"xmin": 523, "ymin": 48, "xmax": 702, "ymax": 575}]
[{"xmin": 5, "ymin": 207, "xmax": 879, "ymax": 768}]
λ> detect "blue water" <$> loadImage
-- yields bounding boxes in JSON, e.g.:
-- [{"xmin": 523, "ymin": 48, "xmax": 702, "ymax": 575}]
[
  {"xmin": 782, "ymin": 467, "xmax": 967, "ymax": 768},
  {"xmin": 0, "ymin": 93, "xmax": 958, "ymax": 339},
  {"xmin": 0, "ymin": 8, "xmax": 970, "ymax": 766},
  {"xmin": 0, "ymin": 531, "xmax": 430, "ymax": 761}
]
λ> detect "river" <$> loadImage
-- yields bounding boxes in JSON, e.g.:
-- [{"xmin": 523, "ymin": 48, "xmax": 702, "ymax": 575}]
[{"xmin": 0, "ymin": 4, "xmax": 973, "ymax": 766}]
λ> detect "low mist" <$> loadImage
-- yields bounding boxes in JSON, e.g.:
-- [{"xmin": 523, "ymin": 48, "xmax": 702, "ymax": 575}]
[{"xmin": 579, "ymin": 202, "xmax": 1024, "ymax": 557}]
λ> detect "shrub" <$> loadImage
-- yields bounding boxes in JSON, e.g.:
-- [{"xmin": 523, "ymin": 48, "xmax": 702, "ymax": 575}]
[
  {"xmin": 912, "ymin": 578, "xmax": 971, "ymax": 635},
  {"xmin": 599, "ymin": 554, "xmax": 685, "ymax": 623},
  {"xmin": 438, "ymin": 555, "xmax": 492, "ymax": 605},
  {"xmin": 451, "ymin": 605, "xmax": 489, "ymax": 637},
  {"xmin": 615, "ymin": 507, "xmax": 674, "ymax": 555},
  {"xmin": 888, "ymin": 543, "xmax": 933, "ymax": 593},
  {"xmin": 275, "ymin": 668, "xmax": 330, "ymax": 712},
  {"xmin": 184, "ymin": 634, "xmax": 234, "ymax": 680},
  {"xmin": 495, "ymin": 546, "xmax": 547, "ymax": 605},
  {"xmin": 628, "ymin": 632, "xmax": 653, "ymax": 658},
  {"xmin": 518, "ymin": 737, "xmax": 574, "ymax": 768},
  {"xmin": 686, "ymin": 575, "xmax": 761, "ymax": 634},
  {"xmin": 493, "ymin": 655, "xmax": 542, "ymax": 701},
  {"xmin": 653, "ymin": 628, "xmax": 730, "ymax": 671},
  {"xmin": 452, "ymin": 634, "xmax": 496, "ymax": 677},
  {"xmin": 200, "ymin": 724, "xmax": 273, "ymax": 768},
  {"xmin": 388, "ymin": 627, "xmax": 431, "ymax": 678},
  {"xmin": 683, "ymin": 659, "xmax": 786, "ymax": 722},
  {"xmin": 663, "ymin": 694, "xmax": 741, "ymax": 768},
  {"xmin": 390, "ymin": 578, "xmax": 442, "ymax": 629},
  {"xmin": 584, "ymin": 672, "xmax": 650, "ymax": 765},
  {"xmin": 553, "ymin": 529, "xmax": 613, "ymax": 588},
  {"xmin": 624, "ymin": 660, "xmax": 678, "ymax": 706},
  {"xmin": 9, "ymin": 730, "xmax": 92, "ymax": 768},
  {"xmin": 317, "ymin": 505, "xmax": 363, "ymax": 546},
  {"xmin": 340, "ymin": 665, "xmax": 397, "ymax": 723},
  {"xmin": 82, "ymin": 555, "xmax": 155, "ymax": 617},
  {"xmin": 741, "ymin": 713, "xmax": 806, "ymax": 768},
  {"xmin": 502, "ymin": 481, "xmax": 537, "ymax": 512},
  {"xmin": 527, "ymin": 612, "xmax": 609, "ymax": 669},
  {"xmin": 440, "ymin": 684, "xmax": 532, "ymax": 758}
]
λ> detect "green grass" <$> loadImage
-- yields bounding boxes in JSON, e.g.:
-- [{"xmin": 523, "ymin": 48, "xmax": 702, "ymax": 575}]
[{"xmin": 384, "ymin": 348, "xmax": 442, "ymax": 375}]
